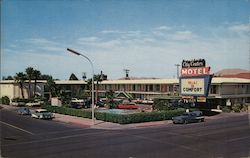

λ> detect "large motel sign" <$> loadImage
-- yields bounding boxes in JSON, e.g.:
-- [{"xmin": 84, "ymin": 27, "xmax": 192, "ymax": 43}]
[{"xmin": 179, "ymin": 59, "xmax": 213, "ymax": 103}]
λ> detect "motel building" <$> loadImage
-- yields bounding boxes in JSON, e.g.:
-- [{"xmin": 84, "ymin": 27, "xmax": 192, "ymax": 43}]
[{"xmin": 1, "ymin": 76, "xmax": 250, "ymax": 109}]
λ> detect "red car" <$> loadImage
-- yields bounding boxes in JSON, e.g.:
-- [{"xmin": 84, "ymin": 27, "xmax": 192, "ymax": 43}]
[{"xmin": 117, "ymin": 102, "xmax": 138, "ymax": 109}]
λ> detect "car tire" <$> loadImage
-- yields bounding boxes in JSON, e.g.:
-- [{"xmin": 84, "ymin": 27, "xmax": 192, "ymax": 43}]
[{"xmin": 184, "ymin": 120, "xmax": 188, "ymax": 124}]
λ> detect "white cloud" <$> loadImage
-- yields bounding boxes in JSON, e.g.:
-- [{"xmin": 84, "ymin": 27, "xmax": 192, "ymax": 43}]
[
  {"xmin": 154, "ymin": 26, "xmax": 172, "ymax": 31},
  {"xmin": 78, "ymin": 37, "xmax": 100, "ymax": 43},
  {"xmin": 229, "ymin": 24, "xmax": 249, "ymax": 32},
  {"xmin": 3, "ymin": 25, "xmax": 249, "ymax": 79},
  {"xmin": 100, "ymin": 30, "xmax": 124, "ymax": 34},
  {"xmin": 172, "ymin": 30, "xmax": 195, "ymax": 40},
  {"xmin": 27, "ymin": 38, "xmax": 59, "ymax": 45},
  {"xmin": 24, "ymin": 38, "xmax": 65, "ymax": 52},
  {"xmin": 94, "ymin": 40, "xmax": 121, "ymax": 49},
  {"xmin": 152, "ymin": 25, "xmax": 172, "ymax": 36}
]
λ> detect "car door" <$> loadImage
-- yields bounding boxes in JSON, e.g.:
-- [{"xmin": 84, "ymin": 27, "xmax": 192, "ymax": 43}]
[{"xmin": 189, "ymin": 113, "xmax": 197, "ymax": 123}]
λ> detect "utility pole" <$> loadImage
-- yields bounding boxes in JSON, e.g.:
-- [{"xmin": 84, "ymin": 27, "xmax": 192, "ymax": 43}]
[{"xmin": 175, "ymin": 64, "xmax": 180, "ymax": 79}]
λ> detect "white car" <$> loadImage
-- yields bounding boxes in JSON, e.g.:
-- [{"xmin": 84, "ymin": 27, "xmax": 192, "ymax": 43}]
[{"xmin": 31, "ymin": 109, "xmax": 54, "ymax": 119}]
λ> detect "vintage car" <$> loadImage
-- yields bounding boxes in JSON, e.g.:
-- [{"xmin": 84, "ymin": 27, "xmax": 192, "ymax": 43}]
[
  {"xmin": 17, "ymin": 107, "xmax": 31, "ymax": 115},
  {"xmin": 117, "ymin": 102, "xmax": 138, "ymax": 109},
  {"xmin": 70, "ymin": 98, "xmax": 85, "ymax": 109},
  {"xmin": 172, "ymin": 111, "xmax": 204, "ymax": 124},
  {"xmin": 31, "ymin": 109, "xmax": 54, "ymax": 119}
]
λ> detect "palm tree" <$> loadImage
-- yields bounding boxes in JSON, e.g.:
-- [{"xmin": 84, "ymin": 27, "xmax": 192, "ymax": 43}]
[
  {"xmin": 33, "ymin": 69, "xmax": 41, "ymax": 97},
  {"xmin": 14, "ymin": 72, "xmax": 26, "ymax": 99},
  {"xmin": 94, "ymin": 71, "xmax": 107, "ymax": 103},
  {"xmin": 25, "ymin": 67, "xmax": 34, "ymax": 98},
  {"xmin": 46, "ymin": 76, "xmax": 58, "ymax": 100}
]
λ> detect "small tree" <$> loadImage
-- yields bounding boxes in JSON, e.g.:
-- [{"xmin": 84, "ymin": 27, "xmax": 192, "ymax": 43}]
[
  {"xmin": 45, "ymin": 76, "xmax": 61, "ymax": 100},
  {"xmin": 105, "ymin": 90, "xmax": 117, "ymax": 109}
]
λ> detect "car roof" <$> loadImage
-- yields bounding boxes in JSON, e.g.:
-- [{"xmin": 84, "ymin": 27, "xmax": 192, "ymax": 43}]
[{"xmin": 35, "ymin": 109, "xmax": 48, "ymax": 112}]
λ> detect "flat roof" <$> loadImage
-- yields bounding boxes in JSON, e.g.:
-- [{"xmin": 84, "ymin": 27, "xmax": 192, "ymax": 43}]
[
  {"xmin": 55, "ymin": 80, "xmax": 87, "ymax": 84},
  {"xmin": 0, "ymin": 80, "xmax": 47, "ymax": 84},
  {"xmin": 211, "ymin": 77, "xmax": 250, "ymax": 84},
  {"xmin": 100, "ymin": 79, "xmax": 179, "ymax": 84},
  {"xmin": 1, "ymin": 77, "xmax": 249, "ymax": 85}
]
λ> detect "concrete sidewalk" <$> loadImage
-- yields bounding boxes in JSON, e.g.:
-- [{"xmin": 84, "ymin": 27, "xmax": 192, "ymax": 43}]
[{"xmin": 53, "ymin": 112, "xmax": 172, "ymax": 130}]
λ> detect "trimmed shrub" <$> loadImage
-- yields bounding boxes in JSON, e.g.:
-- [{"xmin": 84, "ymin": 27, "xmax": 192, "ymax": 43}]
[
  {"xmin": 153, "ymin": 99, "xmax": 176, "ymax": 111},
  {"xmin": 42, "ymin": 105, "xmax": 185, "ymax": 124},
  {"xmin": 0, "ymin": 96, "xmax": 10, "ymax": 105},
  {"xmin": 12, "ymin": 98, "xmax": 35, "ymax": 103},
  {"xmin": 42, "ymin": 105, "xmax": 92, "ymax": 119},
  {"xmin": 241, "ymin": 103, "xmax": 249, "ymax": 112},
  {"xmin": 232, "ymin": 103, "xmax": 242, "ymax": 113},
  {"xmin": 221, "ymin": 106, "xmax": 231, "ymax": 113}
]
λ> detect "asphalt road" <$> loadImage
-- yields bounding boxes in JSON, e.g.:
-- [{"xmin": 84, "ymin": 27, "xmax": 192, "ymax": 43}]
[{"xmin": 1, "ymin": 108, "xmax": 250, "ymax": 158}]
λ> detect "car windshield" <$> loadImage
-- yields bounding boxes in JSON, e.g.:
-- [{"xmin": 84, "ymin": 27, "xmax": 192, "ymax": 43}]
[
  {"xmin": 36, "ymin": 110, "xmax": 48, "ymax": 113},
  {"xmin": 20, "ymin": 108, "xmax": 27, "ymax": 111},
  {"xmin": 40, "ymin": 111, "xmax": 49, "ymax": 113}
]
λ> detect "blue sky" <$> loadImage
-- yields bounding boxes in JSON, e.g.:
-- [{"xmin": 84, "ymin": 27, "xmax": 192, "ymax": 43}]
[{"xmin": 1, "ymin": 0, "xmax": 249, "ymax": 80}]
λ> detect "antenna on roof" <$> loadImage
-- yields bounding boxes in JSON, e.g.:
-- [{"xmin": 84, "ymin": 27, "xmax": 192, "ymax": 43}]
[
  {"xmin": 82, "ymin": 72, "xmax": 86, "ymax": 80},
  {"xmin": 123, "ymin": 69, "xmax": 130, "ymax": 79}
]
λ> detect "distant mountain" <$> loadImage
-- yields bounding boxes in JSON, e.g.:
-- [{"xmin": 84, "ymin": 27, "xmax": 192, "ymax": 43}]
[{"xmin": 214, "ymin": 68, "xmax": 250, "ymax": 79}]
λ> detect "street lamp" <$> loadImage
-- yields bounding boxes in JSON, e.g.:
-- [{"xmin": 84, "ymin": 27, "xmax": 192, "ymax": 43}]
[{"xmin": 67, "ymin": 48, "xmax": 95, "ymax": 125}]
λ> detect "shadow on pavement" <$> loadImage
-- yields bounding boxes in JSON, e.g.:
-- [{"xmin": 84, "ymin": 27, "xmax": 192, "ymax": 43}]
[{"xmin": 201, "ymin": 110, "xmax": 221, "ymax": 116}]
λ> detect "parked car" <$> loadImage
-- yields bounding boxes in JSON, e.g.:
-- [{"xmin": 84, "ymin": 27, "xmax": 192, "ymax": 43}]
[
  {"xmin": 117, "ymin": 102, "xmax": 138, "ymax": 109},
  {"xmin": 17, "ymin": 107, "xmax": 31, "ymax": 115},
  {"xmin": 172, "ymin": 111, "xmax": 204, "ymax": 124},
  {"xmin": 31, "ymin": 109, "xmax": 54, "ymax": 119},
  {"xmin": 96, "ymin": 100, "xmax": 105, "ymax": 107}
]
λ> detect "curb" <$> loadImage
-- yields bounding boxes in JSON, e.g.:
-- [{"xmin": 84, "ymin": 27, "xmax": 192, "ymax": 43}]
[
  {"xmin": 52, "ymin": 116, "xmax": 92, "ymax": 128},
  {"xmin": 135, "ymin": 120, "xmax": 172, "ymax": 128}
]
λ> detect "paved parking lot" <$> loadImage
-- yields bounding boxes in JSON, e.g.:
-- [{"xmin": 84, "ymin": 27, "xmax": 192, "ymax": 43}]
[{"xmin": 1, "ymin": 104, "xmax": 250, "ymax": 158}]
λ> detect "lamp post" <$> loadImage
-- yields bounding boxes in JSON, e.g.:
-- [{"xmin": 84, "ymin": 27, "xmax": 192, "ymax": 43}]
[{"xmin": 67, "ymin": 48, "xmax": 95, "ymax": 125}]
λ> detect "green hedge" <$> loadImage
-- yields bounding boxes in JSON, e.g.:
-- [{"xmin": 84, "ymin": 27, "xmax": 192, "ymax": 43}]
[
  {"xmin": 42, "ymin": 105, "xmax": 185, "ymax": 124},
  {"xmin": 0, "ymin": 96, "xmax": 10, "ymax": 105},
  {"xmin": 153, "ymin": 98, "xmax": 177, "ymax": 111}
]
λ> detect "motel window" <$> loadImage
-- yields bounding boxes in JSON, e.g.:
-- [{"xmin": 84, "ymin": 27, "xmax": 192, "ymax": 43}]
[
  {"xmin": 169, "ymin": 85, "xmax": 173, "ymax": 92},
  {"xmin": 210, "ymin": 85, "xmax": 217, "ymax": 94},
  {"xmin": 161, "ymin": 84, "xmax": 167, "ymax": 92},
  {"xmin": 133, "ymin": 84, "xmax": 136, "ymax": 91},
  {"xmin": 136, "ymin": 84, "xmax": 141, "ymax": 91},
  {"xmin": 149, "ymin": 85, "xmax": 153, "ymax": 91},
  {"xmin": 141, "ymin": 85, "xmax": 145, "ymax": 91},
  {"xmin": 155, "ymin": 84, "xmax": 160, "ymax": 92},
  {"xmin": 145, "ymin": 85, "xmax": 149, "ymax": 92}
]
